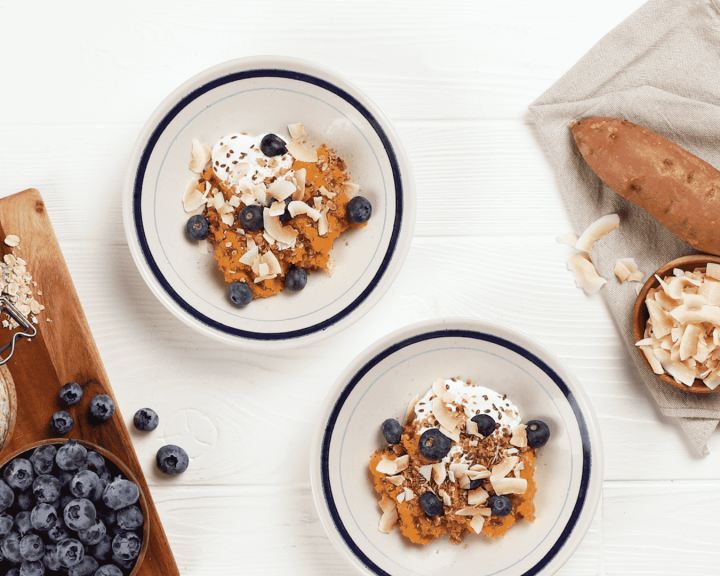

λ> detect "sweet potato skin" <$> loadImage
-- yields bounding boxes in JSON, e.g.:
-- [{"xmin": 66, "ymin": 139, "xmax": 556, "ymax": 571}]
[{"xmin": 571, "ymin": 117, "xmax": 720, "ymax": 255}]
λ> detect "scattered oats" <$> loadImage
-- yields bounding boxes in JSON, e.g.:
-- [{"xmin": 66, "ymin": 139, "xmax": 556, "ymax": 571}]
[{"xmin": 3, "ymin": 235, "xmax": 19, "ymax": 248}]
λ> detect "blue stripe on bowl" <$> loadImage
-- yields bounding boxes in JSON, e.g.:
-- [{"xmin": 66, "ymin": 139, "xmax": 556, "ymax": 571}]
[
  {"xmin": 132, "ymin": 68, "xmax": 404, "ymax": 341},
  {"xmin": 320, "ymin": 329, "xmax": 592, "ymax": 576}
]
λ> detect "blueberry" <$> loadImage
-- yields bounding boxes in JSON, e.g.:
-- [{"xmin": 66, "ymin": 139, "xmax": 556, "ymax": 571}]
[
  {"xmin": 111, "ymin": 553, "xmax": 134, "ymax": 570},
  {"xmin": 526, "ymin": 420, "xmax": 550, "ymax": 448},
  {"xmin": 381, "ymin": 419, "xmax": 403, "ymax": 444},
  {"xmin": 50, "ymin": 411, "xmax": 74, "ymax": 435},
  {"xmin": 228, "ymin": 282, "xmax": 252, "ymax": 307},
  {"xmin": 70, "ymin": 471, "xmax": 100, "ymax": 500},
  {"xmin": 0, "ymin": 480, "xmax": 14, "ymax": 513},
  {"xmin": 88, "ymin": 395, "xmax": 115, "ymax": 423},
  {"xmin": 86, "ymin": 451, "xmax": 105, "ymax": 472},
  {"xmin": 17, "ymin": 489, "xmax": 34, "ymax": 511},
  {"xmin": 156, "ymin": 445, "xmax": 189, "ymax": 476},
  {"xmin": 417, "ymin": 428, "xmax": 451, "ymax": 460},
  {"xmin": 42, "ymin": 544, "xmax": 61, "ymax": 571},
  {"xmin": 68, "ymin": 556, "xmax": 98, "ymax": 576},
  {"xmin": 56, "ymin": 537, "xmax": 84, "ymax": 568},
  {"xmin": 468, "ymin": 478, "xmax": 484, "ymax": 490},
  {"xmin": 111, "ymin": 532, "xmax": 141, "ymax": 561},
  {"xmin": 5, "ymin": 459, "xmax": 34, "ymax": 491},
  {"xmin": 89, "ymin": 534, "xmax": 113, "ymax": 562},
  {"xmin": 5, "ymin": 568, "xmax": 18, "ymax": 576},
  {"xmin": 60, "ymin": 494, "xmax": 74, "ymax": 512},
  {"xmin": 471, "ymin": 414, "xmax": 496, "ymax": 437},
  {"xmin": 29, "ymin": 446, "xmax": 57, "ymax": 476},
  {"xmin": 238, "ymin": 205, "xmax": 264, "ymax": 231},
  {"xmin": 185, "ymin": 214, "xmax": 209, "ymax": 241},
  {"xmin": 19, "ymin": 534, "xmax": 44, "ymax": 561},
  {"xmin": 346, "ymin": 196, "xmax": 372, "ymax": 224},
  {"xmin": 132, "ymin": 408, "xmax": 159, "ymax": 432},
  {"xmin": 19, "ymin": 561, "xmax": 44, "ymax": 576},
  {"xmin": 59, "ymin": 382, "xmax": 83, "ymax": 406},
  {"xmin": 260, "ymin": 133, "xmax": 287, "ymax": 157},
  {"xmin": 63, "ymin": 498, "xmax": 96, "ymax": 531},
  {"xmin": 1, "ymin": 531, "xmax": 23, "ymax": 563},
  {"xmin": 0, "ymin": 513, "xmax": 13, "ymax": 537},
  {"xmin": 268, "ymin": 197, "xmax": 293, "ymax": 223},
  {"xmin": 419, "ymin": 491, "xmax": 444, "ymax": 517},
  {"xmin": 102, "ymin": 478, "xmax": 139, "ymax": 510},
  {"xmin": 96, "ymin": 508, "xmax": 117, "ymax": 527},
  {"xmin": 284, "ymin": 267, "xmax": 307, "ymax": 291},
  {"xmin": 56, "ymin": 441, "xmax": 88, "ymax": 471},
  {"xmin": 30, "ymin": 503, "xmax": 58, "ymax": 531},
  {"xmin": 77, "ymin": 519, "xmax": 106, "ymax": 545},
  {"xmin": 56, "ymin": 470, "xmax": 74, "ymax": 489},
  {"xmin": 116, "ymin": 506, "xmax": 143, "ymax": 531},
  {"xmin": 14, "ymin": 511, "xmax": 33, "ymax": 535},
  {"xmin": 46, "ymin": 517, "xmax": 70, "ymax": 543},
  {"xmin": 94, "ymin": 564, "xmax": 123, "ymax": 576},
  {"xmin": 489, "ymin": 495, "xmax": 512, "ymax": 517}
]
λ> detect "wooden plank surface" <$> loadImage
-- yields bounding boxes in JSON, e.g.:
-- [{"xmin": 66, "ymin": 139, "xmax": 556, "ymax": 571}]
[{"xmin": 0, "ymin": 188, "xmax": 178, "ymax": 576}]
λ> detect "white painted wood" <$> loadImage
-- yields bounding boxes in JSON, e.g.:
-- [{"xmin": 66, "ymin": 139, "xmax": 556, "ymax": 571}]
[{"xmin": 0, "ymin": 0, "xmax": 714, "ymax": 573}]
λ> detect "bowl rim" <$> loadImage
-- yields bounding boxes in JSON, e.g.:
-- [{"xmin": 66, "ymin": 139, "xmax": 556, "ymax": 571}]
[
  {"xmin": 121, "ymin": 55, "xmax": 416, "ymax": 350},
  {"xmin": 0, "ymin": 438, "xmax": 150, "ymax": 575},
  {"xmin": 310, "ymin": 317, "xmax": 604, "ymax": 576},
  {"xmin": 632, "ymin": 254, "xmax": 720, "ymax": 394}
]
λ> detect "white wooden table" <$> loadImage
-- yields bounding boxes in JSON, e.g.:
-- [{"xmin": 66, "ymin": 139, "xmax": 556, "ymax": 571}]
[{"xmin": 2, "ymin": 1, "xmax": 719, "ymax": 574}]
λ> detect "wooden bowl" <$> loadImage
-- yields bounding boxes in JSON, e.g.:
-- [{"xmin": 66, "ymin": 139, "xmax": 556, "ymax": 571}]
[
  {"xmin": 633, "ymin": 254, "xmax": 720, "ymax": 394},
  {"xmin": 0, "ymin": 438, "xmax": 150, "ymax": 575},
  {"xmin": 0, "ymin": 365, "xmax": 16, "ymax": 451}
]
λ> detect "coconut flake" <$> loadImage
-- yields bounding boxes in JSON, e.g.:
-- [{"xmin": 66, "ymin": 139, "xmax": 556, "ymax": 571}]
[
  {"xmin": 431, "ymin": 463, "xmax": 447, "ymax": 485},
  {"xmin": 469, "ymin": 515, "xmax": 485, "ymax": 534},
  {"xmin": 386, "ymin": 475, "xmax": 404, "ymax": 487},
  {"xmin": 288, "ymin": 201, "xmax": 321, "ymax": 221},
  {"xmin": 510, "ymin": 424, "xmax": 527, "ymax": 448},
  {"xmin": 567, "ymin": 253, "xmax": 606, "ymax": 293},
  {"xmin": 556, "ymin": 232, "xmax": 579, "ymax": 247},
  {"xmin": 267, "ymin": 179, "xmax": 297, "ymax": 202},
  {"xmin": 288, "ymin": 123, "xmax": 306, "ymax": 140},
  {"xmin": 287, "ymin": 139, "xmax": 318, "ymax": 163},
  {"xmin": 417, "ymin": 465, "xmax": 432, "ymax": 483},
  {"xmin": 575, "ymin": 214, "xmax": 620, "ymax": 252},
  {"xmin": 378, "ymin": 507, "xmax": 398, "ymax": 534},
  {"xmin": 431, "ymin": 396, "xmax": 462, "ymax": 433},
  {"xmin": 189, "ymin": 139, "xmax": 212, "ymax": 173},
  {"xmin": 614, "ymin": 258, "xmax": 644, "ymax": 283},
  {"xmin": 640, "ymin": 345, "xmax": 665, "ymax": 374},
  {"xmin": 375, "ymin": 456, "xmax": 398, "ymax": 476},
  {"xmin": 183, "ymin": 177, "xmax": 206, "ymax": 212},
  {"xmin": 467, "ymin": 487, "xmax": 488, "ymax": 506},
  {"xmin": 707, "ymin": 263, "xmax": 720, "ymax": 281},
  {"xmin": 490, "ymin": 477, "xmax": 528, "ymax": 496},
  {"xmin": 491, "ymin": 457, "xmax": 519, "ymax": 481},
  {"xmin": 318, "ymin": 207, "xmax": 330, "ymax": 236},
  {"xmin": 263, "ymin": 209, "xmax": 298, "ymax": 246}
]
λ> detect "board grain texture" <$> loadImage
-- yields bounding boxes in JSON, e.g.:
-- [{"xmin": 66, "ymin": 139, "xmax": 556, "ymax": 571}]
[{"xmin": 0, "ymin": 188, "xmax": 178, "ymax": 576}]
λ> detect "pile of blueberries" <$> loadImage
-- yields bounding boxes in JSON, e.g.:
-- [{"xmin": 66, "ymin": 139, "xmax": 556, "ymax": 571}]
[{"xmin": 0, "ymin": 440, "xmax": 144, "ymax": 576}]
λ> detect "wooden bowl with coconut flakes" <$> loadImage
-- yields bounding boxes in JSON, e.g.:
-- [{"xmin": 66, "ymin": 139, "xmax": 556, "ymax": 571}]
[{"xmin": 633, "ymin": 254, "xmax": 720, "ymax": 394}]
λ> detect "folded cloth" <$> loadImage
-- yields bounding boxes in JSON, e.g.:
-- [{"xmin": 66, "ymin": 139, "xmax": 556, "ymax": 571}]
[{"xmin": 529, "ymin": 0, "xmax": 720, "ymax": 455}]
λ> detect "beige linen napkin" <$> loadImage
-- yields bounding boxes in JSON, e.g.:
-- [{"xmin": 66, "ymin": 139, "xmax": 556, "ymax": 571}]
[{"xmin": 529, "ymin": 0, "xmax": 720, "ymax": 455}]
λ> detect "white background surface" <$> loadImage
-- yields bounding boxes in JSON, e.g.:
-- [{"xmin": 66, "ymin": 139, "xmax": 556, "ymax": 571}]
[{"xmin": 1, "ymin": 1, "xmax": 719, "ymax": 574}]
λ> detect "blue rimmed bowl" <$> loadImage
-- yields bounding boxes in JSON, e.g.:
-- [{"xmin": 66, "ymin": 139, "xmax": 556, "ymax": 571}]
[
  {"xmin": 310, "ymin": 318, "xmax": 603, "ymax": 576},
  {"xmin": 122, "ymin": 56, "xmax": 415, "ymax": 349}
]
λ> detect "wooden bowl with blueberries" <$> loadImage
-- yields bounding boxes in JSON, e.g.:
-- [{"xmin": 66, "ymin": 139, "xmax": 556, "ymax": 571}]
[{"xmin": 0, "ymin": 438, "xmax": 150, "ymax": 575}]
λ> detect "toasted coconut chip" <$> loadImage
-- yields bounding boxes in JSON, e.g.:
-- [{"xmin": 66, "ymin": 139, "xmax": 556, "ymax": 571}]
[
  {"xmin": 707, "ymin": 263, "xmax": 720, "ymax": 281},
  {"xmin": 229, "ymin": 196, "xmax": 241, "ymax": 208},
  {"xmin": 288, "ymin": 123, "xmax": 306, "ymax": 140},
  {"xmin": 240, "ymin": 192, "xmax": 257, "ymax": 206},
  {"xmin": 459, "ymin": 475, "xmax": 471, "ymax": 489},
  {"xmin": 379, "ymin": 495, "xmax": 396, "ymax": 515},
  {"xmin": 405, "ymin": 394, "xmax": 419, "ymax": 425},
  {"xmin": 654, "ymin": 290, "xmax": 679, "ymax": 311},
  {"xmin": 467, "ymin": 487, "xmax": 489, "ymax": 506},
  {"xmin": 567, "ymin": 253, "xmax": 606, "ymax": 293},
  {"xmin": 418, "ymin": 465, "xmax": 432, "ymax": 483},
  {"xmin": 267, "ymin": 179, "xmax": 296, "ymax": 201},
  {"xmin": 251, "ymin": 184, "xmax": 267, "ymax": 205},
  {"xmin": 396, "ymin": 492, "xmax": 405, "ymax": 503},
  {"xmin": 466, "ymin": 420, "xmax": 480, "ymax": 437},
  {"xmin": 287, "ymin": 139, "xmax": 318, "ymax": 163},
  {"xmin": 469, "ymin": 464, "xmax": 489, "ymax": 471},
  {"xmin": 288, "ymin": 200, "xmax": 321, "ymax": 221},
  {"xmin": 646, "ymin": 300, "xmax": 673, "ymax": 339},
  {"xmin": 318, "ymin": 207, "xmax": 330, "ymax": 236},
  {"xmin": 670, "ymin": 304, "xmax": 720, "ymax": 325},
  {"xmin": 260, "ymin": 251, "xmax": 282, "ymax": 276},
  {"xmin": 635, "ymin": 336, "xmax": 660, "ymax": 347},
  {"xmin": 394, "ymin": 455, "xmax": 409, "ymax": 473},
  {"xmin": 614, "ymin": 258, "xmax": 644, "ymax": 283},
  {"xmin": 376, "ymin": 456, "xmax": 399, "ymax": 476},
  {"xmin": 269, "ymin": 201, "xmax": 286, "ymax": 217},
  {"xmin": 378, "ymin": 507, "xmax": 398, "ymax": 534},
  {"xmin": 449, "ymin": 463, "xmax": 469, "ymax": 478},
  {"xmin": 490, "ymin": 456, "xmax": 519, "ymax": 481},
  {"xmin": 440, "ymin": 425, "xmax": 460, "ymax": 443},
  {"xmin": 432, "ymin": 379, "xmax": 447, "ymax": 395},
  {"xmin": 704, "ymin": 369, "xmax": 720, "ymax": 390},
  {"xmin": 182, "ymin": 178, "xmax": 205, "ymax": 212},
  {"xmin": 404, "ymin": 488, "xmax": 415, "ymax": 501},
  {"xmin": 263, "ymin": 209, "xmax": 298, "ymax": 246},
  {"xmin": 431, "ymin": 463, "xmax": 447, "ymax": 485},
  {"xmin": 556, "ymin": 232, "xmax": 579, "ymax": 246},
  {"xmin": 440, "ymin": 490, "xmax": 452, "ymax": 507},
  {"xmin": 221, "ymin": 213, "xmax": 234, "ymax": 226},
  {"xmin": 705, "ymin": 282, "xmax": 720, "ymax": 306},
  {"xmin": 575, "ymin": 213, "xmax": 620, "ymax": 252},
  {"xmin": 513, "ymin": 461, "xmax": 525, "ymax": 477},
  {"xmin": 641, "ymin": 345, "xmax": 665, "ymax": 374},
  {"xmin": 695, "ymin": 337, "xmax": 712, "ymax": 363},
  {"xmin": 466, "ymin": 469, "xmax": 491, "ymax": 481},
  {"xmin": 654, "ymin": 349, "xmax": 696, "ymax": 386},
  {"xmin": 344, "ymin": 182, "xmax": 360, "ymax": 196},
  {"xmin": 232, "ymin": 162, "xmax": 251, "ymax": 179},
  {"xmin": 262, "ymin": 232, "xmax": 275, "ymax": 246},
  {"xmin": 292, "ymin": 168, "xmax": 306, "ymax": 201},
  {"xmin": 441, "ymin": 391, "xmax": 456, "ymax": 403},
  {"xmin": 680, "ymin": 324, "xmax": 702, "ymax": 361},
  {"xmin": 318, "ymin": 185, "xmax": 336, "ymax": 199},
  {"xmin": 386, "ymin": 475, "xmax": 404, "ymax": 486},
  {"xmin": 198, "ymin": 239, "xmax": 209, "ymax": 255},
  {"xmin": 457, "ymin": 507, "xmax": 487, "ymax": 517},
  {"xmin": 668, "ymin": 277, "xmax": 699, "ymax": 299},
  {"xmin": 313, "ymin": 196, "xmax": 323, "ymax": 210},
  {"xmin": 432, "ymin": 396, "xmax": 462, "ymax": 433},
  {"xmin": 469, "ymin": 515, "xmax": 485, "ymax": 535},
  {"xmin": 189, "ymin": 139, "xmax": 212, "ymax": 173},
  {"xmin": 490, "ymin": 477, "xmax": 527, "ymax": 496},
  {"xmin": 510, "ymin": 424, "xmax": 528, "ymax": 448}
]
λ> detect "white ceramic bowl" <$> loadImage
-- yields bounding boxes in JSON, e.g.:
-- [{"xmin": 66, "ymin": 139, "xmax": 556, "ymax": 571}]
[
  {"xmin": 311, "ymin": 318, "xmax": 603, "ymax": 576},
  {"xmin": 122, "ymin": 56, "xmax": 415, "ymax": 349}
]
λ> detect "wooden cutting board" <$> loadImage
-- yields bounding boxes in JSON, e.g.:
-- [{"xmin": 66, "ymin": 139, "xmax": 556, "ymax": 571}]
[{"xmin": 0, "ymin": 188, "xmax": 179, "ymax": 575}]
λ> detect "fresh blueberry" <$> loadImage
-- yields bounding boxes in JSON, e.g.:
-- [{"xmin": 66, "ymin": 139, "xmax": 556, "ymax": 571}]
[
  {"xmin": 19, "ymin": 533, "xmax": 44, "ymax": 561},
  {"xmin": 238, "ymin": 205, "xmax": 264, "ymax": 231},
  {"xmin": 111, "ymin": 531, "xmax": 141, "ymax": 561},
  {"xmin": 17, "ymin": 489, "xmax": 34, "ymax": 511},
  {"xmin": 0, "ymin": 513, "xmax": 13, "ymax": 537},
  {"xmin": 89, "ymin": 534, "xmax": 113, "ymax": 562},
  {"xmin": 268, "ymin": 197, "xmax": 292, "ymax": 223},
  {"xmin": 59, "ymin": 382, "xmax": 83, "ymax": 406},
  {"xmin": 63, "ymin": 498, "xmax": 96, "ymax": 531},
  {"xmin": 30, "ymin": 503, "xmax": 58, "ymax": 531},
  {"xmin": 4, "ymin": 568, "xmax": 18, "ymax": 576},
  {"xmin": 346, "ymin": 196, "xmax": 372, "ymax": 224},
  {"xmin": 156, "ymin": 445, "xmax": 189, "ymax": 476},
  {"xmin": 43, "ymin": 543, "xmax": 61, "ymax": 571},
  {"xmin": 97, "ymin": 508, "xmax": 117, "ymax": 527},
  {"xmin": 77, "ymin": 519, "xmax": 106, "ymax": 545},
  {"xmin": 471, "ymin": 414, "xmax": 496, "ymax": 437},
  {"xmin": 419, "ymin": 491, "xmax": 444, "ymax": 517},
  {"xmin": 68, "ymin": 556, "xmax": 98, "ymax": 576},
  {"xmin": 284, "ymin": 267, "xmax": 307, "ymax": 291},
  {"xmin": 50, "ymin": 411, "xmax": 74, "ymax": 435},
  {"xmin": 417, "ymin": 428, "xmax": 451, "ymax": 460},
  {"xmin": 19, "ymin": 561, "xmax": 44, "ymax": 576},
  {"xmin": 70, "ymin": 470, "xmax": 100, "ymax": 500},
  {"xmin": 260, "ymin": 133, "xmax": 287, "ymax": 157},
  {"xmin": 14, "ymin": 511, "xmax": 33, "ymax": 535},
  {"xmin": 468, "ymin": 478, "xmax": 484, "ymax": 490},
  {"xmin": 88, "ymin": 395, "xmax": 115, "ymax": 423},
  {"xmin": 111, "ymin": 553, "xmax": 135, "ymax": 570},
  {"xmin": 102, "ymin": 478, "xmax": 139, "ymax": 510},
  {"xmin": 116, "ymin": 506, "xmax": 143, "ymax": 531},
  {"xmin": 60, "ymin": 494, "xmax": 74, "ymax": 512},
  {"xmin": 56, "ymin": 537, "xmax": 84, "ymax": 568},
  {"xmin": 91, "ymin": 478, "xmax": 108, "ymax": 503},
  {"xmin": 1, "ymin": 531, "xmax": 23, "ymax": 563},
  {"xmin": 489, "ymin": 495, "xmax": 512, "ymax": 517},
  {"xmin": 185, "ymin": 214, "xmax": 209, "ymax": 241},
  {"xmin": 56, "ymin": 470, "xmax": 74, "ymax": 489},
  {"xmin": 46, "ymin": 517, "xmax": 70, "ymax": 543},
  {"xmin": 86, "ymin": 451, "xmax": 105, "ymax": 472},
  {"xmin": 56, "ymin": 441, "xmax": 88, "ymax": 471},
  {"xmin": 5, "ymin": 459, "xmax": 34, "ymax": 491},
  {"xmin": 94, "ymin": 564, "xmax": 123, "ymax": 576},
  {"xmin": 0, "ymin": 480, "xmax": 14, "ymax": 513},
  {"xmin": 29, "ymin": 445, "xmax": 57, "ymax": 475},
  {"xmin": 132, "ymin": 408, "xmax": 159, "ymax": 432},
  {"xmin": 381, "ymin": 419, "xmax": 403, "ymax": 444},
  {"xmin": 525, "ymin": 420, "xmax": 550, "ymax": 448},
  {"xmin": 228, "ymin": 282, "xmax": 253, "ymax": 307}
]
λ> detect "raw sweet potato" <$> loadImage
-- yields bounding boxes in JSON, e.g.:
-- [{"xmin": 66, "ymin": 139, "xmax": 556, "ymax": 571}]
[{"xmin": 571, "ymin": 117, "xmax": 720, "ymax": 255}]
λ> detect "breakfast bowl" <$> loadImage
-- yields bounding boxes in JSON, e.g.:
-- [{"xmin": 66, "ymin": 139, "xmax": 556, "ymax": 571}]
[
  {"xmin": 0, "ymin": 439, "xmax": 150, "ymax": 575},
  {"xmin": 310, "ymin": 318, "xmax": 603, "ymax": 576},
  {"xmin": 633, "ymin": 254, "xmax": 720, "ymax": 394},
  {"xmin": 122, "ymin": 56, "xmax": 415, "ymax": 350}
]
